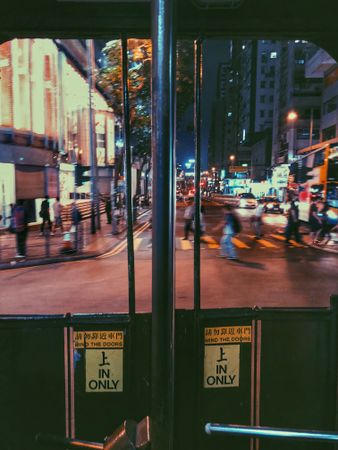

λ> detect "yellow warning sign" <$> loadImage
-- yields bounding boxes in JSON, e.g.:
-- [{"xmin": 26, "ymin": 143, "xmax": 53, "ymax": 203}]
[
  {"xmin": 86, "ymin": 349, "xmax": 123, "ymax": 393},
  {"xmin": 204, "ymin": 326, "xmax": 251, "ymax": 344},
  {"xmin": 204, "ymin": 344, "xmax": 240, "ymax": 388},
  {"xmin": 73, "ymin": 331, "xmax": 124, "ymax": 349}
]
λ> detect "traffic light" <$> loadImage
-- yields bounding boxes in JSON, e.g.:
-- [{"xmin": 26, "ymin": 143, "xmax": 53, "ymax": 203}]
[
  {"xmin": 298, "ymin": 166, "xmax": 313, "ymax": 183},
  {"xmin": 75, "ymin": 164, "xmax": 90, "ymax": 186}
]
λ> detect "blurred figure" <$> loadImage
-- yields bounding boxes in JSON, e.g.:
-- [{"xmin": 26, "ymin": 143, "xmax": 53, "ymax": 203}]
[
  {"xmin": 285, "ymin": 200, "xmax": 302, "ymax": 244},
  {"xmin": 200, "ymin": 203, "xmax": 206, "ymax": 237},
  {"xmin": 105, "ymin": 197, "xmax": 112, "ymax": 224},
  {"xmin": 309, "ymin": 197, "xmax": 322, "ymax": 244},
  {"xmin": 182, "ymin": 198, "xmax": 195, "ymax": 240},
  {"xmin": 217, "ymin": 204, "xmax": 241, "ymax": 260},
  {"xmin": 52, "ymin": 197, "xmax": 64, "ymax": 234},
  {"xmin": 39, "ymin": 195, "xmax": 53, "ymax": 235},
  {"xmin": 13, "ymin": 200, "xmax": 29, "ymax": 258},
  {"xmin": 251, "ymin": 198, "xmax": 265, "ymax": 239}
]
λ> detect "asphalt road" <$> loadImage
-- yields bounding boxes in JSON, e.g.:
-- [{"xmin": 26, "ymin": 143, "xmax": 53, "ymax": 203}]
[{"xmin": 0, "ymin": 203, "xmax": 337, "ymax": 314}]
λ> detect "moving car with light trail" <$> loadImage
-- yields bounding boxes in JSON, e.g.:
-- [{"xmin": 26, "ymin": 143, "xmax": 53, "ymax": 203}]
[
  {"xmin": 262, "ymin": 196, "xmax": 284, "ymax": 214},
  {"xmin": 237, "ymin": 193, "xmax": 257, "ymax": 209}
]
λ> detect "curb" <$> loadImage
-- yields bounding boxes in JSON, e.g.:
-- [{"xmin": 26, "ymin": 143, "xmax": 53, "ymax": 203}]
[
  {"xmin": 308, "ymin": 243, "xmax": 338, "ymax": 254},
  {"xmin": 0, "ymin": 252, "xmax": 100, "ymax": 270},
  {"xmin": 0, "ymin": 209, "xmax": 152, "ymax": 271}
]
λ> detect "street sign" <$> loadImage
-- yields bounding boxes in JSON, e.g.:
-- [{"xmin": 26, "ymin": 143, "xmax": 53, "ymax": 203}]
[
  {"xmin": 229, "ymin": 166, "xmax": 248, "ymax": 173},
  {"xmin": 203, "ymin": 325, "xmax": 252, "ymax": 389},
  {"xmin": 73, "ymin": 330, "xmax": 124, "ymax": 393},
  {"xmin": 204, "ymin": 344, "xmax": 240, "ymax": 388}
]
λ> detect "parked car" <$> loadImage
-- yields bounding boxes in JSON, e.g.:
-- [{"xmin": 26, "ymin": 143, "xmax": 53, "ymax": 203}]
[
  {"xmin": 262, "ymin": 196, "xmax": 283, "ymax": 214},
  {"xmin": 237, "ymin": 193, "xmax": 257, "ymax": 209}
]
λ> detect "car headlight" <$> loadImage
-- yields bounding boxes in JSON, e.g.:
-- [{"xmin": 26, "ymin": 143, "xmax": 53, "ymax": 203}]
[{"xmin": 267, "ymin": 203, "xmax": 273, "ymax": 208}]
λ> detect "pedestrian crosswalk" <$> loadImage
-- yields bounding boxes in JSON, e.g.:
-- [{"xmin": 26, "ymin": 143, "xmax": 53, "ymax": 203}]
[{"xmin": 125, "ymin": 233, "xmax": 309, "ymax": 252}]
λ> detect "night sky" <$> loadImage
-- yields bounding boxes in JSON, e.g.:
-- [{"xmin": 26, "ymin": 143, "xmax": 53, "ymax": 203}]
[{"xmin": 176, "ymin": 39, "xmax": 231, "ymax": 169}]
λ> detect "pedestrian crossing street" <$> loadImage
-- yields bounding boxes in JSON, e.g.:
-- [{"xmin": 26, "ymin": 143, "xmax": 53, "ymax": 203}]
[{"xmin": 131, "ymin": 233, "xmax": 308, "ymax": 252}]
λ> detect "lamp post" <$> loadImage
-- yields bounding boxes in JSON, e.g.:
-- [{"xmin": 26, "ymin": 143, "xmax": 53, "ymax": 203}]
[{"xmin": 287, "ymin": 110, "xmax": 298, "ymax": 162}]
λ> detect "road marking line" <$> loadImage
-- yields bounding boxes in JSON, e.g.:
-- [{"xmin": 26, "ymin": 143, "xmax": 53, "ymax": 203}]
[
  {"xmin": 180, "ymin": 239, "xmax": 193, "ymax": 250},
  {"xmin": 99, "ymin": 222, "xmax": 150, "ymax": 258},
  {"xmin": 289, "ymin": 240, "xmax": 304, "ymax": 248},
  {"xmin": 270, "ymin": 233, "xmax": 286, "ymax": 241},
  {"xmin": 133, "ymin": 237, "xmax": 142, "ymax": 251},
  {"xmin": 232, "ymin": 237, "xmax": 250, "ymax": 249},
  {"xmin": 247, "ymin": 235, "xmax": 278, "ymax": 248},
  {"xmin": 202, "ymin": 235, "xmax": 218, "ymax": 244},
  {"xmin": 207, "ymin": 243, "xmax": 220, "ymax": 249},
  {"xmin": 270, "ymin": 234, "xmax": 306, "ymax": 248}
]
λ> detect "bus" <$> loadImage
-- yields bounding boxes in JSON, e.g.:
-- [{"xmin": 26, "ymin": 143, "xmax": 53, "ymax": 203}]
[{"xmin": 293, "ymin": 139, "xmax": 338, "ymax": 221}]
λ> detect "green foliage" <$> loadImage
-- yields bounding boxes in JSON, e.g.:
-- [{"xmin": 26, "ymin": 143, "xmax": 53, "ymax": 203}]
[{"xmin": 97, "ymin": 39, "xmax": 193, "ymax": 161}]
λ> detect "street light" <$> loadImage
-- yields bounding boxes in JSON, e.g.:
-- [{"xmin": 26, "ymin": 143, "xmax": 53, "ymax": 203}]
[
  {"xmin": 229, "ymin": 154, "xmax": 235, "ymax": 162},
  {"xmin": 287, "ymin": 110, "xmax": 298, "ymax": 161},
  {"xmin": 287, "ymin": 111, "xmax": 298, "ymax": 122}
]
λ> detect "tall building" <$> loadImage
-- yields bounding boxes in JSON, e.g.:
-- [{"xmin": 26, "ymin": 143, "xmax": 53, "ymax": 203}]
[
  {"xmin": 238, "ymin": 40, "xmax": 278, "ymax": 145},
  {"xmin": 305, "ymin": 48, "xmax": 338, "ymax": 141},
  {"xmin": 0, "ymin": 39, "xmax": 115, "ymax": 224},
  {"xmin": 271, "ymin": 40, "xmax": 322, "ymax": 165}
]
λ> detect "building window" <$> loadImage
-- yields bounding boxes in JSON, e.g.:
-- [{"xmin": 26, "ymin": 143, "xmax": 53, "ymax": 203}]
[
  {"xmin": 322, "ymin": 125, "xmax": 336, "ymax": 141},
  {"xmin": 260, "ymin": 95, "xmax": 265, "ymax": 103},
  {"xmin": 269, "ymin": 110, "xmax": 273, "ymax": 118},
  {"xmin": 260, "ymin": 110, "xmax": 265, "ymax": 118},
  {"xmin": 261, "ymin": 52, "xmax": 268, "ymax": 63},
  {"xmin": 0, "ymin": 41, "xmax": 13, "ymax": 127},
  {"xmin": 323, "ymin": 96, "xmax": 338, "ymax": 114},
  {"xmin": 260, "ymin": 80, "xmax": 266, "ymax": 88},
  {"xmin": 269, "ymin": 80, "xmax": 275, "ymax": 88},
  {"xmin": 269, "ymin": 95, "xmax": 274, "ymax": 103},
  {"xmin": 296, "ymin": 59, "xmax": 305, "ymax": 64},
  {"xmin": 270, "ymin": 51, "xmax": 277, "ymax": 59}
]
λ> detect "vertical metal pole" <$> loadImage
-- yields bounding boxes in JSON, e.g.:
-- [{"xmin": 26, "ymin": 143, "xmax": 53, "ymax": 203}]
[
  {"xmin": 194, "ymin": 38, "xmax": 202, "ymax": 312},
  {"xmin": 121, "ymin": 35, "xmax": 136, "ymax": 315},
  {"xmin": 309, "ymin": 107, "xmax": 314, "ymax": 149},
  {"xmin": 193, "ymin": 37, "xmax": 202, "ymax": 450},
  {"xmin": 151, "ymin": 0, "xmax": 176, "ymax": 447},
  {"xmin": 86, "ymin": 39, "xmax": 97, "ymax": 234}
]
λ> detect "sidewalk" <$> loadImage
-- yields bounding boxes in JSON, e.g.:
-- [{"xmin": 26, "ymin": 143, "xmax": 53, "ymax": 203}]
[{"xmin": 0, "ymin": 207, "xmax": 151, "ymax": 270}]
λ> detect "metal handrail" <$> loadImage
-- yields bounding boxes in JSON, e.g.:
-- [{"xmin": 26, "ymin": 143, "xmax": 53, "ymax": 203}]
[
  {"xmin": 36, "ymin": 433, "xmax": 103, "ymax": 449},
  {"xmin": 205, "ymin": 424, "xmax": 338, "ymax": 442}
]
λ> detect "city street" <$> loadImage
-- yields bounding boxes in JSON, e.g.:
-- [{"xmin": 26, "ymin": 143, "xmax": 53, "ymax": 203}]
[{"xmin": 0, "ymin": 202, "xmax": 337, "ymax": 314}]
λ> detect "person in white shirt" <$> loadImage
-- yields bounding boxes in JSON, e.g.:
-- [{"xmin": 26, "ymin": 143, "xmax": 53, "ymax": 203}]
[
  {"xmin": 52, "ymin": 197, "xmax": 64, "ymax": 234},
  {"xmin": 252, "ymin": 198, "xmax": 265, "ymax": 239},
  {"xmin": 182, "ymin": 199, "xmax": 195, "ymax": 240}
]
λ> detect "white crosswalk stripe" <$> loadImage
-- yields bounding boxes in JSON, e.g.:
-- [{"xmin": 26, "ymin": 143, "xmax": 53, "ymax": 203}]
[{"xmin": 108, "ymin": 233, "xmax": 310, "ymax": 254}]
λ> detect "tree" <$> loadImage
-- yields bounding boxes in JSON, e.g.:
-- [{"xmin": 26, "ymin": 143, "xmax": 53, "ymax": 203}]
[
  {"xmin": 97, "ymin": 38, "xmax": 193, "ymax": 155},
  {"xmin": 97, "ymin": 39, "xmax": 194, "ymax": 200}
]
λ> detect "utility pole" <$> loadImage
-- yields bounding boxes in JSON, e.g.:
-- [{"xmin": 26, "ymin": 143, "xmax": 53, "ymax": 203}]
[{"xmin": 86, "ymin": 39, "xmax": 98, "ymax": 234}]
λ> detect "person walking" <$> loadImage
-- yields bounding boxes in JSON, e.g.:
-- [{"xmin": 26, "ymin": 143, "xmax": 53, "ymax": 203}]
[
  {"xmin": 71, "ymin": 202, "xmax": 83, "ymax": 251},
  {"xmin": 251, "ymin": 198, "xmax": 265, "ymax": 239},
  {"xmin": 40, "ymin": 195, "xmax": 53, "ymax": 235},
  {"xmin": 13, "ymin": 200, "xmax": 29, "ymax": 258},
  {"xmin": 309, "ymin": 197, "xmax": 322, "ymax": 244},
  {"xmin": 52, "ymin": 197, "xmax": 64, "ymax": 234},
  {"xmin": 182, "ymin": 199, "xmax": 194, "ymax": 240},
  {"xmin": 218, "ymin": 204, "xmax": 241, "ymax": 260},
  {"xmin": 105, "ymin": 197, "xmax": 112, "ymax": 224},
  {"xmin": 285, "ymin": 200, "xmax": 302, "ymax": 244}
]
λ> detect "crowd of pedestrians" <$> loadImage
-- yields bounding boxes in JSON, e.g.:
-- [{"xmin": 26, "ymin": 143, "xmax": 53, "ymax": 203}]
[
  {"xmin": 181, "ymin": 192, "xmax": 337, "ymax": 262},
  {"xmin": 0, "ymin": 197, "xmax": 83, "ymax": 260}
]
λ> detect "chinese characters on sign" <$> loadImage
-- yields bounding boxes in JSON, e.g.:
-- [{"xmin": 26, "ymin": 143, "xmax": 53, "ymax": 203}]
[
  {"xmin": 204, "ymin": 326, "xmax": 252, "ymax": 344},
  {"xmin": 204, "ymin": 326, "xmax": 251, "ymax": 389},
  {"xmin": 73, "ymin": 330, "xmax": 124, "ymax": 393}
]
